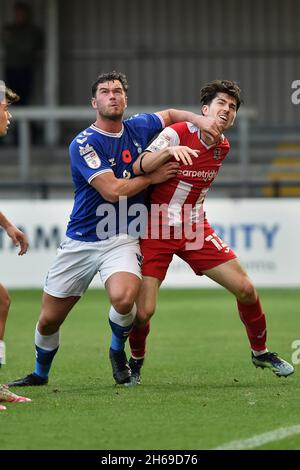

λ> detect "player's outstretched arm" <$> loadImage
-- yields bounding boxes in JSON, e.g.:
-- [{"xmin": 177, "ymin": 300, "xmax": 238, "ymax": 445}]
[
  {"xmin": 90, "ymin": 163, "xmax": 179, "ymax": 203},
  {"xmin": 0, "ymin": 212, "xmax": 29, "ymax": 256},
  {"xmin": 133, "ymin": 146, "xmax": 199, "ymax": 176},
  {"xmin": 157, "ymin": 109, "xmax": 222, "ymax": 143}
]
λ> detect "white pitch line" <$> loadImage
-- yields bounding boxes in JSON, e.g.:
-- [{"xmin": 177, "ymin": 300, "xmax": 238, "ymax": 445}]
[{"xmin": 214, "ymin": 425, "xmax": 300, "ymax": 450}]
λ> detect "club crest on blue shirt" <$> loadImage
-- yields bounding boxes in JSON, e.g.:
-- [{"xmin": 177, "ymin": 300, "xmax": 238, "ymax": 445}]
[
  {"xmin": 83, "ymin": 150, "xmax": 101, "ymax": 169},
  {"xmin": 123, "ymin": 169, "xmax": 131, "ymax": 179}
]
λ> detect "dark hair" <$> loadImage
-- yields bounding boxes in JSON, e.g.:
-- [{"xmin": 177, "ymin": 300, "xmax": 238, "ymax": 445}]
[
  {"xmin": 5, "ymin": 87, "xmax": 20, "ymax": 104},
  {"xmin": 92, "ymin": 71, "xmax": 128, "ymax": 97},
  {"xmin": 200, "ymin": 80, "xmax": 242, "ymax": 110}
]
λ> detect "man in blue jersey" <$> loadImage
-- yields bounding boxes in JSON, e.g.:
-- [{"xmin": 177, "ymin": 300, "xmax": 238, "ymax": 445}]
[{"xmin": 8, "ymin": 71, "xmax": 222, "ymax": 386}]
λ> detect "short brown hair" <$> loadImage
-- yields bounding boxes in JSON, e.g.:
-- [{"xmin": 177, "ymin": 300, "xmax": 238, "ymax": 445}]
[
  {"xmin": 200, "ymin": 80, "xmax": 242, "ymax": 110},
  {"xmin": 92, "ymin": 71, "xmax": 128, "ymax": 97},
  {"xmin": 5, "ymin": 87, "xmax": 20, "ymax": 105}
]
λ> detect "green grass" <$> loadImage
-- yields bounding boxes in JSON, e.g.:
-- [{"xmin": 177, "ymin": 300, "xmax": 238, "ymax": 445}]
[{"xmin": 1, "ymin": 288, "xmax": 300, "ymax": 450}]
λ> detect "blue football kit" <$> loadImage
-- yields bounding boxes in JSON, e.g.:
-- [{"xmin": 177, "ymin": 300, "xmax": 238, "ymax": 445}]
[
  {"xmin": 66, "ymin": 113, "xmax": 164, "ymax": 241},
  {"xmin": 10, "ymin": 113, "xmax": 165, "ymax": 386}
]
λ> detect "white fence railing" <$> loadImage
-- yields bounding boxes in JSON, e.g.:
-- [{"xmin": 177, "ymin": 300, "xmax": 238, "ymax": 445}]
[{"xmin": 8, "ymin": 106, "xmax": 256, "ymax": 181}]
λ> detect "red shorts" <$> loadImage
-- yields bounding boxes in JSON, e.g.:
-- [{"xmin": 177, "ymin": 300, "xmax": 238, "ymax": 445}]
[{"xmin": 140, "ymin": 219, "xmax": 236, "ymax": 281}]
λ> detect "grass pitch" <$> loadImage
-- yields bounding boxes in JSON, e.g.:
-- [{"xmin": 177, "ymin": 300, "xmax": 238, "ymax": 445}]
[{"xmin": 1, "ymin": 288, "xmax": 300, "ymax": 450}]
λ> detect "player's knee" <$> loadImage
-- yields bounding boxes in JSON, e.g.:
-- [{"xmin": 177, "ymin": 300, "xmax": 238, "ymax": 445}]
[
  {"xmin": 137, "ymin": 304, "xmax": 155, "ymax": 323},
  {"xmin": 237, "ymin": 279, "xmax": 256, "ymax": 303},
  {"xmin": 111, "ymin": 291, "xmax": 136, "ymax": 314},
  {"xmin": 37, "ymin": 314, "xmax": 60, "ymax": 334}
]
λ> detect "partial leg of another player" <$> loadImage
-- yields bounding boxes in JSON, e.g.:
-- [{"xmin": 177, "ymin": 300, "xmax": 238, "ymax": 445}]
[
  {"xmin": 0, "ymin": 383, "xmax": 31, "ymax": 405},
  {"xmin": 202, "ymin": 258, "xmax": 294, "ymax": 377},
  {"xmin": 0, "ymin": 286, "xmax": 32, "ymax": 403},
  {"xmin": 0, "ymin": 284, "xmax": 11, "ymax": 368},
  {"xmin": 128, "ymin": 276, "xmax": 161, "ymax": 385},
  {"xmin": 8, "ymin": 293, "xmax": 80, "ymax": 386}
]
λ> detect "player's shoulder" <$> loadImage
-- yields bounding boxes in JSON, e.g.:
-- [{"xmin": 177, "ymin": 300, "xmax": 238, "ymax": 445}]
[
  {"xmin": 169, "ymin": 121, "xmax": 195, "ymax": 135},
  {"xmin": 220, "ymin": 134, "xmax": 230, "ymax": 148},
  {"xmin": 125, "ymin": 112, "xmax": 162, "ymax": 129},
  {"xmin": 69, "ymin": 125, "xmax": 101, "ymax": 152},
  {"xmin": 69, "ymin": 126, "xmax": 107, "ymax": 170},
  {"xmin": 166, "ymin": 122, "xmax": 195, "ymax": 144}
]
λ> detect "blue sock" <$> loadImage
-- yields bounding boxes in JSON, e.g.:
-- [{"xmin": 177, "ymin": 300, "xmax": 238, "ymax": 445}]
[
  {"xmin": 34, "ymin": 345, "xmax": 59, "ymax": 378},
  {"xmin": 34, "ymin": 326, "xmax": 60, "ymax": 379},
  {"xmin": 109, "ymin": 319, "xmax": 133, "ymax": 351},
  {"xmin": 109, "ymin": 306, "xmax": 136, "ymax": 351}
]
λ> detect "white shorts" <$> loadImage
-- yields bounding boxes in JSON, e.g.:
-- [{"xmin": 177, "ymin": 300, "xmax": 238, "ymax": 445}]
[{"xmin": 44, "ymin": 235, "xmax": 142, "ymax": 298}]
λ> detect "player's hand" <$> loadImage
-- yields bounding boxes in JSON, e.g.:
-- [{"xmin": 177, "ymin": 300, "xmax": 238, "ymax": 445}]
[
  {"xmin": 193, "ymin": 116, "xmax": 224, "ymax": 144},
  {"xmin": 149, "ymin": 162, "xmax": 179, "ymax": 184},
  {"xmin": 168, "ymin": 146, "xmax": 199, "ymax": 166},
  {"xmin": 6, "ymin": 225, "xmax": 29, "ymax": 255}
]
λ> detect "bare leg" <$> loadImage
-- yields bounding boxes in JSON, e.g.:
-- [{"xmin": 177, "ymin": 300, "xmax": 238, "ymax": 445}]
[
  {"xmin": 105, "ymin": 272, "xmax": 142, "ymax": 384},
  {"xmin": 38, "ymin": 292, "xmax": 80, "ymax": 334},
  {"xmin": 105, "ymin": 272, "xmax": 141, "ymax": 314},
  {"xmin": 0, "ymin": 284, "xmax": 11, "ymax": 341},
  {"xmin": 0, "ymin": 284, "xmax": 10, "ymax": 366},
  {"xmin": 202, "ymin": 258, "xmax": 257, "ymax": 303}
]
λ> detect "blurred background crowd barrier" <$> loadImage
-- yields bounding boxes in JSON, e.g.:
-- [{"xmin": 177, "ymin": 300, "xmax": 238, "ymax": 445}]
[{"xmin": 0, "ymin": 0, "xmax": 299, "ymax": 200}]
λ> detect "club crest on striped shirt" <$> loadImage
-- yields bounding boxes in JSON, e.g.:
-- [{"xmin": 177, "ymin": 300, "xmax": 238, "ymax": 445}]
[{"xmin": 213, "ymin": 148, "xmax": 221, "ymax": 160}]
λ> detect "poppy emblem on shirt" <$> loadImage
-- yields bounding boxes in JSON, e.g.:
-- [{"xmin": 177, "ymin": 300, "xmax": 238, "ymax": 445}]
[
  {"xmin": 83, "ymin": 150, "xmax": 101, "ymax": 169},
  {"xmin": 122, "ymin": 149, "xmax": 132, "ymax": 163}
]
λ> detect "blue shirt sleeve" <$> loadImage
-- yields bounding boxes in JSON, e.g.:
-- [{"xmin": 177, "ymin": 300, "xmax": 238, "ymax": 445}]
[
  {"xmin": 69, "ymin": 137, "xmax": 112, "ymax": 184},
  {"xmin": 125, "ymin": 113, "xmax": 164, "ymax": 147},
  {"xmin": 130, "ymin": 112, "xmax": 164, "ymax": 132}
]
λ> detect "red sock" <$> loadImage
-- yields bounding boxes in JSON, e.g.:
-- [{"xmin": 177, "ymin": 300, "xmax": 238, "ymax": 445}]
[
  {"xmin": 129, "ymin": 322, "xmax": 150, "ymax": 359},
  {"xmin": 237, "ymin": 297, "xmax": 267, "ymax": 352}
]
